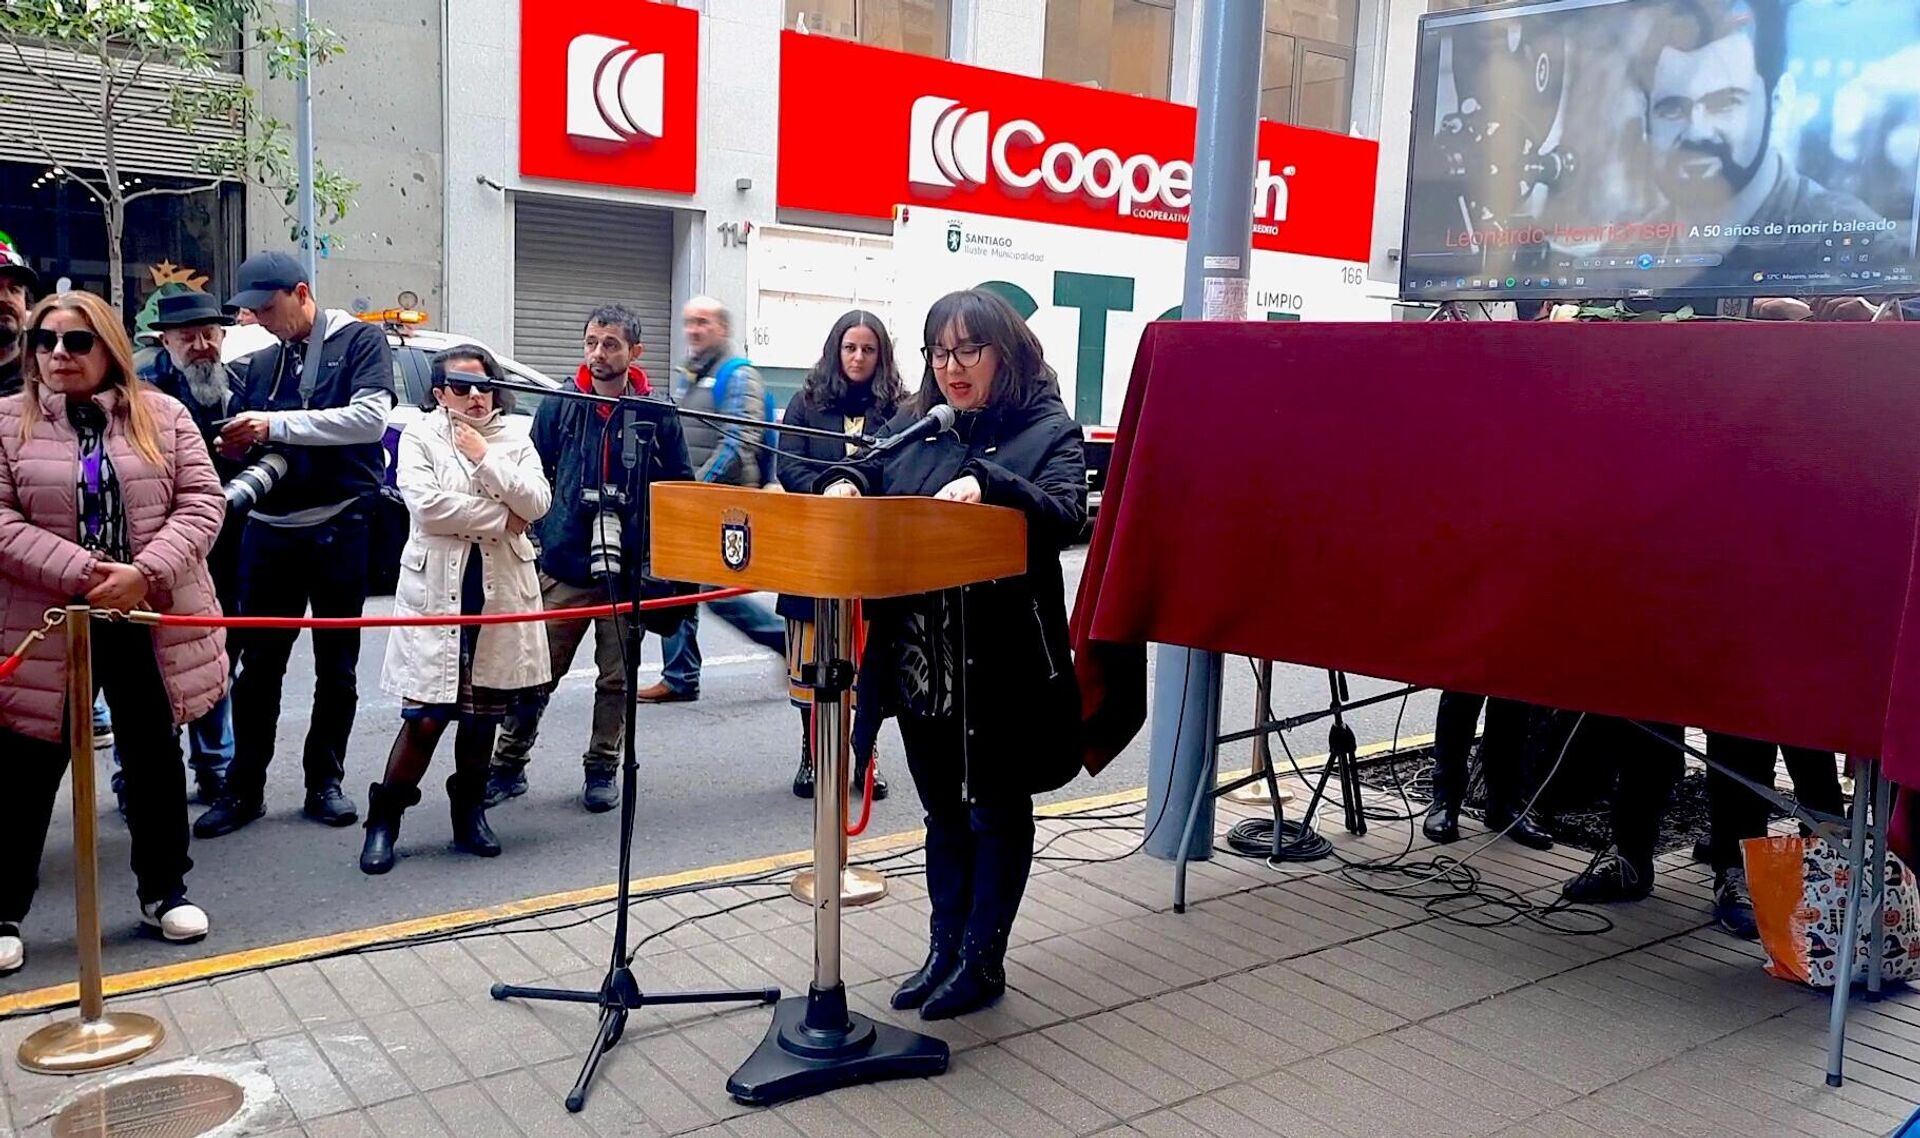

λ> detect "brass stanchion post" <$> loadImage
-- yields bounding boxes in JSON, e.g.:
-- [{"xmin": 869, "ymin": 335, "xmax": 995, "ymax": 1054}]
[{"xmin": 18, "ymin": 605, "xmax": 165, "ymax": 1075}]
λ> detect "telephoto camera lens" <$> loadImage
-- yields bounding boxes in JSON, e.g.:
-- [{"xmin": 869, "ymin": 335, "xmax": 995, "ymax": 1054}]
[
  {"xmin": 224, "ymin": 452, "xmax": 289, "ymax": 513},
  {"xmin": 587, "ymin": 509, "xmax": 623, "ymax": 579}
]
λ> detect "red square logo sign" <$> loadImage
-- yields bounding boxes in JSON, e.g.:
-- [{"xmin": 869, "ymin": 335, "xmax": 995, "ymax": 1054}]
[{"xmin": 519, "ymin": 1, "xmax": 699, "ymax": 193}]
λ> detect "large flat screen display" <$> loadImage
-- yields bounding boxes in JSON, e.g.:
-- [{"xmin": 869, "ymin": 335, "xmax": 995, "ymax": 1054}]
[{"xmin": 1401, "ymin": 0, "xmax": 1920, "ymax": 302}]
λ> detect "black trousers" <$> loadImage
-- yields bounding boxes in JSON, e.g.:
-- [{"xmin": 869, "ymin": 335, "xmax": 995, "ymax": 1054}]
[
  {"xmin": 1430, "ymin": 691, "xmax": 1538, "ymax": 814},
  {"xmin": 898, "ymin": 715, "xmax": 1035, "ymax": 958},
  {"xmin": 1530, "ymin": 712, "xmax": 1682, "ymax": 866},
  {"xmin": 0, "ymin": 623, "xmax": 191, "ymax": 920},
  {"xmin": 1704, "ymin": 732, "xmax": 1845, "ymax": 872},
  {"xmin": 229, "ymin": 509, "xmax": 371, "ymax": 798}
]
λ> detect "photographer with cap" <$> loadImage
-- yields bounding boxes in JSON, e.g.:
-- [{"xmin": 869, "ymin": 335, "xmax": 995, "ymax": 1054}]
[
  {"xmin": 0, "ymin": 230, "xmax": 37, "ymax": 397},
  {"xmin": 195, "ymin": 251, "xmax": 396, "ymax": 839}
]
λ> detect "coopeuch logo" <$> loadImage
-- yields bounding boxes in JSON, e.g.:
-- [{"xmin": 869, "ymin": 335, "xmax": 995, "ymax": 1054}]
[
  {"xmin": 567, "ymin": 33, "xmax": 665, "ymax": 143},
  {"xmin": 904, "ymin": 92, "xmax": 1299, "ymax": 225},
  {"xmin": 909, "ymin": 95, "xmax": 990, "ymax": 190}
]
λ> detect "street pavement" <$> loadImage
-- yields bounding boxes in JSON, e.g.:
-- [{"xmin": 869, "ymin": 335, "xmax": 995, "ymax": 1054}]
[{"xmin": 0, "ymin": 549, "xmax": 1436, "ymax": 994}]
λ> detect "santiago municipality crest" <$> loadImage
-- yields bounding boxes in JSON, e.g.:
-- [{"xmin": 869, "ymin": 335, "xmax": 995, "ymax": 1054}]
[
  {"xmin": 946, "ymin": 221, "xmax": 962, "ymax": 253},
  {"xmin": 720, "ymin": 507, "xmax": 752, "ymax": 572}
]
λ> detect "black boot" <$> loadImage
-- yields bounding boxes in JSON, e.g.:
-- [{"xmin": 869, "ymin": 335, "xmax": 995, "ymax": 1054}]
[
  {"xmin": 891, "ymin": 933, "xmax": 960, "ymax": 1010},
  {"xmin": 359, "ymin": 782, "xmax": 421, "ymax": 875},
  {"xmin": 852, "ymin": 751, "xmax": 889, "ymax": 802},
  {"xmin": 793, "ymin": 709, "xmax": 815, "ymax": 798},
  {"xmin": 1422, "ymin": 800, "xmax": 1461, "ymax": 844},
  {"xmin": 921, "ymin": 939, "xmax": 1007, "ymax": 1020},
  {"xmin": 1483, "ymin": 806, "xmax": 1555, "ymax": 851},
  {"xmin": 448, "ymin": 774, "xmax": 502, "ymax": 858}
]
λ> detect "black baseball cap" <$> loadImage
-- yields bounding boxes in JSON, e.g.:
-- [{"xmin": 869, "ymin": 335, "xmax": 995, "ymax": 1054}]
[{"xmin": 226, "ymin": 250, "xmax": 308, "ymax": 312}]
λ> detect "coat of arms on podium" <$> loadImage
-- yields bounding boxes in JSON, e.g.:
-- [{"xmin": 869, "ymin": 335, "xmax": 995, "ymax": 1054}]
[{"xmin": 721, "ymin": 508, "xmax": 752, "ymax": 572}]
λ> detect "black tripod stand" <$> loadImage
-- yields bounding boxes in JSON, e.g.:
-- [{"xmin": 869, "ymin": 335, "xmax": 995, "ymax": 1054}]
[{"xmin": 485, "ymin": 386, "xmax": 780, "ymax": 1113}]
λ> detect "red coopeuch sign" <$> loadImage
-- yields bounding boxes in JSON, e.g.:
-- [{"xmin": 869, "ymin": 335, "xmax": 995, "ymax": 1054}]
[
  {"xmin": 520, "ymin": 0, "xmax": 700, "ymax": 192},
  {"xmin": 777, "ymin": 33, "xmax": 1378, "ymax": 262}
]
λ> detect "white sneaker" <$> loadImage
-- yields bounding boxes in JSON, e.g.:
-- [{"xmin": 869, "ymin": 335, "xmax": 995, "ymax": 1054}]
[
  {"xmin": 140, "ymin": 898, "xmax": 209, "ymax": 944},
  {"xmin": 0, "ymin": 923, "xmax": 22, "ymax": 975}
]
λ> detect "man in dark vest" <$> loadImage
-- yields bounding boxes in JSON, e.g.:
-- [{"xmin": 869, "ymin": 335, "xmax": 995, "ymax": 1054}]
[{"xmin": 196, "ymin": 252, "xmax": 396, "ymax": 838}]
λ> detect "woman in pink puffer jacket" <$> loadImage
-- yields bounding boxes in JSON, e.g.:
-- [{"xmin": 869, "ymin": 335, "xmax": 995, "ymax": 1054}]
[{"xmin": 0, "ymin": 291, "xmax": 227, "ymax": 977}]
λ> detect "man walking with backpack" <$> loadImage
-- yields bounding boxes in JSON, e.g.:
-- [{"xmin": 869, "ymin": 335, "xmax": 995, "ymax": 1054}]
[{"xmin": 634, "ymin": 297, "xmax": 784, "ymax": 703}]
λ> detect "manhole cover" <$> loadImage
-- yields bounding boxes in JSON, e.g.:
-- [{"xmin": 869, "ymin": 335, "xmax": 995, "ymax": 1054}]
[{"xmin": 51, "ymin": 1073, "xmax": 244, "ymax": 1138}]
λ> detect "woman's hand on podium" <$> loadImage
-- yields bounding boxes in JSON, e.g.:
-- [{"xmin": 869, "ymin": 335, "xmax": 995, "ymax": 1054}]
[
  {"xmin": 934, "ymin": 475, "xmax": 982, "ymax": 504},
  {"xmin": 823, "ymin": 481, "xmax": 861, "ymax": 499}
]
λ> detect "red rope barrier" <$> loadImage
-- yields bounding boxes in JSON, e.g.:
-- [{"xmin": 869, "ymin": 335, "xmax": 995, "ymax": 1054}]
[{"xmin": 117, "ymin": 587, "xmax": 753, "ymax": 631}]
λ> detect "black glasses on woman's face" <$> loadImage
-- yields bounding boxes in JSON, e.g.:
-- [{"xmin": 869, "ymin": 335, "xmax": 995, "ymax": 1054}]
[
  {"xmin": 439, "ymin": 380, "xmax": 492, "ymax": 396},
  {"xmin": 921, "ymin": 341, "xmax": 986, "ymax": 368},
  {"xmin": 29, "ymin": 328, "xmax": 98, "ymax": 355}
]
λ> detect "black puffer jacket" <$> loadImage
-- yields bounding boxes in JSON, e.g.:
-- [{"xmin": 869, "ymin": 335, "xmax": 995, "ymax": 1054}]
[{"xmin": 826, "ymin": 387, "xmax": 1087, "ymax": 801}]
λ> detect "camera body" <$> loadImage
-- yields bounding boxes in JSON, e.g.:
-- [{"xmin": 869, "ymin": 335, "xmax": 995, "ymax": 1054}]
[
  {"xmin": 224, "ymin": 451, "xmax": 289, "ymax": 514},
  {"xmin": 580, "ymin": 486, "xmax": 628, "ymax": 579}
]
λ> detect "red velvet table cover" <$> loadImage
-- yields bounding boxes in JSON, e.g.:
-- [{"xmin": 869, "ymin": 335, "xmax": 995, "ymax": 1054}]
[{"xmin": 1071, "ymin": 320, "xmax": 1920, "ymax": 791}]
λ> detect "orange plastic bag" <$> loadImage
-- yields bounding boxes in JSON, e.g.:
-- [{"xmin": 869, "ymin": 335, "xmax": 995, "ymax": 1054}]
[{"xmin": 1743, "ymin": 833, "xmax": 1920, "ymax": 988}]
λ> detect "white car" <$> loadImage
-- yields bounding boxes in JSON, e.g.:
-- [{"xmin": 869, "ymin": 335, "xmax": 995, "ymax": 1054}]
[{"xmin": 219, "ymin": 318, "xmax": 562, "ymax": 592}]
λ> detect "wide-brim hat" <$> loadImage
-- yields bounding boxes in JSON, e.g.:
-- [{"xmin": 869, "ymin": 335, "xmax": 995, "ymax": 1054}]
[{"xmin": 151, "ymin": 289, "xmax": 236, "ymax": 330}]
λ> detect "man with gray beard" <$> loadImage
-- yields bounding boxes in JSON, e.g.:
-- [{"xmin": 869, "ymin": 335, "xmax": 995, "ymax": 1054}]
[{"xmin": 139, "ymin": 289, "xmax": 243, "ymax": 802}]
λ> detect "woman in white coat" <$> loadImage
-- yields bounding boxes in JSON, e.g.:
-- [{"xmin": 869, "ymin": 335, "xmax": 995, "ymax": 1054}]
[{"xmin": 362, "ymin": 346, "xmax": 552, "ymax": 875}]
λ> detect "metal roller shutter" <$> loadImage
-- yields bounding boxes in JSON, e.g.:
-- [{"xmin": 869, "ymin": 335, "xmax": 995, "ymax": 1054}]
[
  {"xmin": 512, "ymin": 195, "xmax": 675, "ymax": 382},
  {"xmin": 0, "ymin": 46, "xmax": 244, "ymax": 177}
]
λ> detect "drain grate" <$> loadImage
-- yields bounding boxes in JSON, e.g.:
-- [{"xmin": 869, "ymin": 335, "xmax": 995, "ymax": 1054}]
[{"xmin": 51, "ymin": 1073, "xmax": 245, "ymax": 1138}]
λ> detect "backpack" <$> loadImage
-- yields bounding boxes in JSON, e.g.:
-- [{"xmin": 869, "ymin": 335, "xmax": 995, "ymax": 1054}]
[{"xmin": 712, "ymin": 357, "xmax": 778, "ymax": 451}]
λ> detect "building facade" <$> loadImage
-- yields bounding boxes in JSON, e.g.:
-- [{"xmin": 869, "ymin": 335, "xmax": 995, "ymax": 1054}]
[{"xmin": 234, "ymin": 0, "xmax": 1458, "ymax": 385}]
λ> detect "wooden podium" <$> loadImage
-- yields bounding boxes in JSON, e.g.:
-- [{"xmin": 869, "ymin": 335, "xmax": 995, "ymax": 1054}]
[{"xmin": 651, "ymin": 483, "xmax": 1027, "ymax": 1106}]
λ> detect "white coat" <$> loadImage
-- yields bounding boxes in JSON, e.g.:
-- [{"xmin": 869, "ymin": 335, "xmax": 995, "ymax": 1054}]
[{"xmin": 381, "ymin": 408, "xmax": 553, "ymax": 704}]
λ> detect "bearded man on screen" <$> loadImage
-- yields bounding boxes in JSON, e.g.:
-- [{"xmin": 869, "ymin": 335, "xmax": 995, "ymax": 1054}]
[{"xmin": 1637, "ymin": 0, "xmax": 1880, "ymax": 271}]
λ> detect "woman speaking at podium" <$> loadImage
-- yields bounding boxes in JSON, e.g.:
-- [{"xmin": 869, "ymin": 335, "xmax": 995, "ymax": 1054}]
[{"xmin": 823, "ymin": 288, "xmax": 1087, "ymax": 1019}]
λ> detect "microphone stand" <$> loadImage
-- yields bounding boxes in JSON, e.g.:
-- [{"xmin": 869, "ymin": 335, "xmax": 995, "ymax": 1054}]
[{"xmin": 485, "ymin": 380, "xmax": 781, "ymax": 1114}]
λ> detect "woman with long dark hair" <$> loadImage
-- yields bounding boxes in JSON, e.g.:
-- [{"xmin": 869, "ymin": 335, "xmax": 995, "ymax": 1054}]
[
  {"xmin": 822, "ymin": 288, "xmax": 1086, "ymax": 1019},
  {"xmin": 0, "ymin": 290, "xmax": 227, "ymax": 973},
  {"xmin": 775, "ymin": 310, "xmax": 904, "ymax": 798},
  {"xmin": 363, "ymin": 346, "xmax": 551, "ymax": 874}
]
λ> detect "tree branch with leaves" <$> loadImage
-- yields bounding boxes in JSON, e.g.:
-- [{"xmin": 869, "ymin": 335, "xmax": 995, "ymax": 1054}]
[{"xmin": 0, "ymin": 0, "xmax": 357, "ymax": 315}]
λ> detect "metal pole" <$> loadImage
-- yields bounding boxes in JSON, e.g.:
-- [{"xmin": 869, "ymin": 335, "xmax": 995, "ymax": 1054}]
[
  {"xmin": 294, "ymin": 0, "xmax": 318, "ymax": 282},
  {"xmin": 1824, "ymin": 764, "xmax": 1873, "ymax": 1086},
  {"xmin": 791, "ymin": 604, "xmax": 886, "ymax": 909},
  {"xmin": 17, "ymin": 608, "xmax": 164, "ymax": 1074},
  {"xmin": 1145, "ymin": 0, "xmax": 1265, "ymax": 862},
  {"xmin": 808, "ymin": 598, "xmax": 848, "ymax": 996},
  {"xmin": 1228, "ymin": 660, "xmax": 1294, "ymax": 805}
]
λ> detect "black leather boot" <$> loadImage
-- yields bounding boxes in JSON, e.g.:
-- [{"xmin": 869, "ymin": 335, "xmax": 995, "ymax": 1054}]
[
  {"xmin": 359, "ymin": 782, "xmax": 421, "ymax": 875},
  {"xmin": 1483, "ymin": 806, "xmax": 1555, "ymax": 851},
  {"xmin": 1422, "ymin": 800, "xmax": 1461, "ymax": 844},
  {"xmin": 448, "ymin": 774, "xmax": 502, "ymax": 858},
  {"xmin": 891, "ymin": 936, "xmax": 960, "ymax": 1010},
  {"xmin": 920, "ymin": 941, "xmax": 1007, "ymax": 1020}
]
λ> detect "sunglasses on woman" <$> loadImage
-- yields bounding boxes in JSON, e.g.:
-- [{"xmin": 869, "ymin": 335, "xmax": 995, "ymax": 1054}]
[
  {"xmin": 437, "ymin": 380, "xmax": 492, "ymax": 396},
  {"xmin": 28, "ymin": 328, "xmax": 98, "ymax": 355}
]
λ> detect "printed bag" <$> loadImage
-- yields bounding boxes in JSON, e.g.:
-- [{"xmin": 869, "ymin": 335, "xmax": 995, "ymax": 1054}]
[{"xmin": 1743, "ymin": 833, "xmax": 1920, "ymax": 989}]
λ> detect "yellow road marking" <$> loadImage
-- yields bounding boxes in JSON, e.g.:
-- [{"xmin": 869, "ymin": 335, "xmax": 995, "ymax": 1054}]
[{"xmin": 0, "ymin": 732, "xmax": 1432, "ymax": 1016}]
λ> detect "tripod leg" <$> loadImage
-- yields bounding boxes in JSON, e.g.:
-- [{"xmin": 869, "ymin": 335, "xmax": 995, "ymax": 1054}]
[
  {"xmin": 491, "ymin": 982, "xmax": 602, "ymax": 1005},
  {"xmin": 565, "ymin": 1006, "xmax": 627, "ymax": 1113}
]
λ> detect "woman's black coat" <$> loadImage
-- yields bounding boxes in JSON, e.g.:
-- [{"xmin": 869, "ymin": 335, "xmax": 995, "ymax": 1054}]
[
  {"xmin": 774, "ymin": 386, "xmax": 897, "ymax": 623},
  {"xmin": 825, "ymin": 386, "xmax": 1088, "ymax": 801}
]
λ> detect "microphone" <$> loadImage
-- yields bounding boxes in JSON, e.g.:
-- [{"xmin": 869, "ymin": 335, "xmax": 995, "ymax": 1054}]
[{"xmin": 866, "ymin": 404, "xmax": 956, "ymax": 455}]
